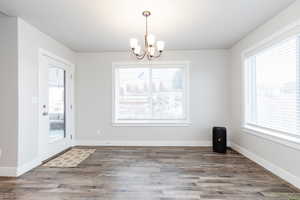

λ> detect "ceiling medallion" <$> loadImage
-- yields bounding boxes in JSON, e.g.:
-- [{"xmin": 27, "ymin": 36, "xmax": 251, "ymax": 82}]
[{"xmin": 130, "ymin": 11, "xmax": 165, "ymax": 60}]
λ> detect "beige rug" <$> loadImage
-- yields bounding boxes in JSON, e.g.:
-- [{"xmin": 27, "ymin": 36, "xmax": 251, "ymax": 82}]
[{"xmin": 43, "ymin": 148, "xmax": 96, "ymax": 168}]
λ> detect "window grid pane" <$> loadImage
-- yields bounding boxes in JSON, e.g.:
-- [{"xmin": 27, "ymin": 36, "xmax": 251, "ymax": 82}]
[
  {"xmin": 115, "ymin": 66, "xmax": 187, "ymax": 121},
  {"xmin": 117, "ymin": 68, "xmax": 151, "ymax": 119},
  {"xmin": 151, "ymin": 68, "xmax": 185, "ymax": 119}
]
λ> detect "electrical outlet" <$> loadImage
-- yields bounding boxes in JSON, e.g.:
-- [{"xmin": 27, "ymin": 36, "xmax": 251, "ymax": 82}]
[
  {"xmin": 0, "ymin": 148, "xmax": 2, "ymax": 159},
  {"xmin": 96, "ymin": 130, "xmax": 101, "ymax": 135}
]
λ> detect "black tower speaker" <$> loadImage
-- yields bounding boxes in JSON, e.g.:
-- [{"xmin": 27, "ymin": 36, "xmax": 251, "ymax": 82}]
[{"xmin": 213, "ymin": 127, "xmax": 227, "ymax": 153}]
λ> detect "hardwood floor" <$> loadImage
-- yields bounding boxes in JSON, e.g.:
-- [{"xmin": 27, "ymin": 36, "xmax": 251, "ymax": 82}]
[{"xmin": 0, "ymin": 147, "xmax": 299, "ymax": 200}]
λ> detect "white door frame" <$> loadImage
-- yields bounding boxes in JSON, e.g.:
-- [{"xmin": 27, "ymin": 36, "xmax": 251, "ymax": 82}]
[{"xmin": 38, "ymin": 49, "xmax": 75, "ymax": 162}]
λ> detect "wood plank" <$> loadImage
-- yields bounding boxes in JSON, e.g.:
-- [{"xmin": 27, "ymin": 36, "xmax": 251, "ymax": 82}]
[{"xmin": 0, "ymin": 147, "xmax": 299, "ymax": 200}]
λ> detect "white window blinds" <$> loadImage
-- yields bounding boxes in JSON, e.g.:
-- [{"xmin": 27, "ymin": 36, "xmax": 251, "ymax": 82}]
[{"xmin": 245, "ymin": 36, "xmax": 300, "ymax": 137}]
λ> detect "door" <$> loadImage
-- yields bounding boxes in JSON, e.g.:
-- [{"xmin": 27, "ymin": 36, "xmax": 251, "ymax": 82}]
[{"xmin": 39, "ymin": 50, "xmax": 74, "ymax": 161}]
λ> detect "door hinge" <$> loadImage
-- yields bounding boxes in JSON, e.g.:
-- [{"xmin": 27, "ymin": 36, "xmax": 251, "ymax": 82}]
[
  {"xmin": 70, "ymin": 135, "xmax": 73, "ymax": 140},
  {"xmin": 70, "ymin": 74, "xmax": 73, "ymax": 79},
  {"xmin": 70, "ymin": 105, "xmax": 73, "ymax": 109}
]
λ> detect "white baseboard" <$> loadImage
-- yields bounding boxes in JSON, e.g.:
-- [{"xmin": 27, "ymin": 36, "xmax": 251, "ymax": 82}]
[
  {"xmin": 0, "ymin": 167, "xmax": 17, "ymax": 177},
  {"xmin": 231, "ymin": 142, "xmax": 300, "ymax": 189},
  {"xmin": 0, "ymin": 158, "xmax": 41, "ymax": 177},
  {"xmin": 17, "ymin": 158, "xmax": 41, "ymax": 176},
  {"xmin": 74, "ymin": 140, "xmax": 212, "ymax": 147}
]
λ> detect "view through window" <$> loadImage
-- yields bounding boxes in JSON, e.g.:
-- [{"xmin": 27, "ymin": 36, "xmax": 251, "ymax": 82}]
[
  {"xmin": 48, "ymin": 67, "xmax": 66, "ymax": 140},
  {"xmin": 114, "ymin": 63, "xmax": 189, "ymax": 124}
]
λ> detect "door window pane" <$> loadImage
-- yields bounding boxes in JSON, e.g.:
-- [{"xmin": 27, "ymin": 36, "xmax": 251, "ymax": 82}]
[{"xmin": 49, "ymin": 67, "xmax": 66, "ymax": 140}]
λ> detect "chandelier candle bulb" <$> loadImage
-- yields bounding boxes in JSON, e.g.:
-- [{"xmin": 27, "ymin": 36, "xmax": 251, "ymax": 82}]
[
  {"xmin": 134, "ymin": 45, "xmax": 141, "ymax": 55},
  {"xmin": 149, "ymin": 47, "xmax": 155, "ymax": 56},
  {"xmin": 130, "ymin": 38, "xmax": 138, "ymax": 49},
  {"xmin": 147, "ymin": 34, "xmax": 155, "ymax": 46},
  {"xmin": 157, "ymin": 41, "xmax": 165, "ymax": 52}
]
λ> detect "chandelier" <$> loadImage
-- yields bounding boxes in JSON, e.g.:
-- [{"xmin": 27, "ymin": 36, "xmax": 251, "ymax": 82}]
[{"xmin": 130, "ymin": 11, "xmax": 165, "ymax": 60}]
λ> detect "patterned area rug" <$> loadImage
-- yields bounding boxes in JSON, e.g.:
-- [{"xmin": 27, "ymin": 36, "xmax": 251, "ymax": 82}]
[{"xmin": 43, "ymin": 148, "xmax": 96, "ymax": 168}]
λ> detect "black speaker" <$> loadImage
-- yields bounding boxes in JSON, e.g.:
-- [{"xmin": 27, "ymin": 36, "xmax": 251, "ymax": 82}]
[{"xmin": 213, "ymin": 127, "xmax": 227, "ymax": 153}]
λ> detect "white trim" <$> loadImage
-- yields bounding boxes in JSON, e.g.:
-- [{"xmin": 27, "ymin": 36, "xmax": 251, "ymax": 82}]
[
  {"xmin": 231, "ymin": 142, "xmax": 300, "ymax": 189},
  {"xmin": 0, "ymin": 158, "xmax": 42, "ymax": 177},
  {"xmin": 242, "ymin": 126, "xmax": 300, "ymax": 151},
  {"xmin": 39, "ymin": 48, "xmax": 74, "ymax": 67},
  {"xmin": 38, "ymin": 49, "xmax": 75, "ymax": 162},
  {"xmin": 74, "ymin": 140, "xmax": 212, "ymax": 147},
  {"xmin": 112, "ymin": 61, "xmax": 191, "ymax": 126},
  {"xmin": 112, "ymin": 61, "xmax": 191, "ymax": 66},
  {"xmin": 241, "ymin": 19, "xmax": 300, "ymax": 57},
  {"xmin": 16, "ymin": 158, "xmax": 41, "ymax": 176},
  {"xmin": 240, "ymin": 21, "xmax": 300, "ymax": 151},
  {"xmin": 0, "ymin": 167, "xmax": 17, "ymax": 177},
  {"xmin": 112, "ymin": 122, "xmax": 192, "ymax": 127}
]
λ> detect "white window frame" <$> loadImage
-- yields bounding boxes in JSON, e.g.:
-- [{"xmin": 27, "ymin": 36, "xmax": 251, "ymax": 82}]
[
  {"xmin": 112, "ymin": 61, "xmax": 191, "ymax": 126},
  {"xmin": 241, "ymin": 24, "xmax": 300, "ymax": 149}
]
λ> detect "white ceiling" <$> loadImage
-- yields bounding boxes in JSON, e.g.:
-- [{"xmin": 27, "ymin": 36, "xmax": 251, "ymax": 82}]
[{"xmin": 0, "ymin": 0, "xmax": 296, "ymax": 52}]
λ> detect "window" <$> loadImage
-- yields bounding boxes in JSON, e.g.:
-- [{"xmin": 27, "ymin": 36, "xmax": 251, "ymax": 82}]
[
  {"xmin": 244, "ymin": 35, "xmax": 300, "ymax": 140},
  {"xmin": 48, "ymin": 67, "xmax": 66, "ymax": 141},
  {"xmin": 113, "ymin": 62, "xmax": 190, "ymax": 125}
]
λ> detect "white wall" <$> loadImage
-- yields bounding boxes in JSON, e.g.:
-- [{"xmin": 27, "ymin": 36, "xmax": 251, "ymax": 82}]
[
  {"xmin": 230, "ymin": 1, "xmax": 300, "ymax": 188},
  {"xmin": 0, "ymin": 17, "xmax": 19, "ymax": 172},
  {"xmin": 17, "ymin": 18, "xmax": 76, "ymax": 169},
  {"xmin": 0, "ymin": 17, "xmax": 76, "ymax": 176},
  {"xmin": 75, "ymin": 50, "xmax": 230, "ymax": 145}
]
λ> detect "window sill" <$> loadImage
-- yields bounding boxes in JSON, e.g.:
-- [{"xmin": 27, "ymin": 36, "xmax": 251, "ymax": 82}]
[
  {"xmin": 112, "ymin": 121, "xmax": 192, "ymax": 127},
  {"xmin": 242, "ymin": 125, "xmax": 300, "ymax": 151}
]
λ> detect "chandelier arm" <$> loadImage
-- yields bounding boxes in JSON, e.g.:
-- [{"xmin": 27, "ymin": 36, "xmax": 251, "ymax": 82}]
[
  {"xmin": 146, "ymin": 54, "xmax": 152, "ymax": 61},
  {"xmin": 132, "ymin": 49, "xmax": 147, "ymax": 60},
  {"xmin": 144, "ymin": 50, "xmax": 162, "ymax": 61},
  {"xmin": 152, "ymin": 51, "xmax": 163, "ymax": 59},
  {"xmin": 136, "ymin": 53, "xmax": 147, "ymax": 60}
]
